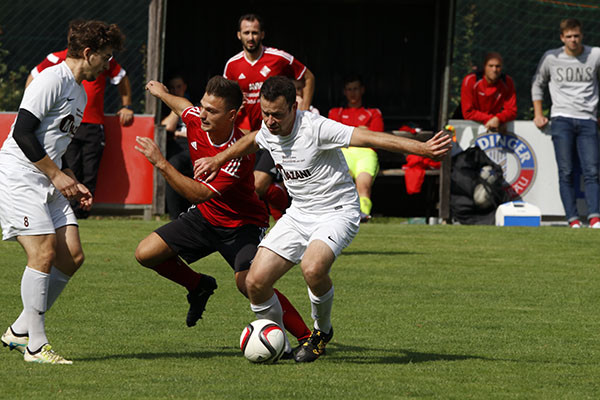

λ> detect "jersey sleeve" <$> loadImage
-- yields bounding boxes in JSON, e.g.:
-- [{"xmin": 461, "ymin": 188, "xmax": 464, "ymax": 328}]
[
  {"xmin": 496, "ymin": 76, "xmax": 517, "ymax": 123},
  {"xmin": 20, "ymin": 70, "xmax": 62, "ymax": 121},
  {"xmin": 223, "ymin": 64, "xmax": 232, "ymax": 80},
  {"xmin": 31, "ymin": 51, "xmax": 64, "ymax": 78},
  {"xmin": 313, "ymin": 114, "xmax": 355, "ymax": 150},
  {"xmin": 254, "ymin": 128, "xmax": 268, "ymax": 151},
  {"xmin": 108, "ymin": 58, "xmax": 126, "ymax": 85},
  {"xmin": 531, "ymin": 52, "xmax": 551, "ymax": 102},
  {"xmin": 327, "ymin": 108, "xmax": 342, "ymax": 122},
  {"xmin": 181, "ymin": 106, "xmax": 203, "ymax": 131},
  {"xmin": 289, "ymin": 57, "xmax": 307, "ymax": 80},
  {"xmin": 274, "ymin": 48, "xmax": 307, "ymax": 80},
  {"xmin": 368, "ymin": 109, "xmax": 385, "ymax": 131}
]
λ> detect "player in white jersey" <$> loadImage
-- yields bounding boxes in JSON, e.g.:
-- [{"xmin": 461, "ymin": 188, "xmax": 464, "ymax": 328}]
[
  {"xmin": 0, "ymin": 20, "xmax": 124, "ymax": 364},
  {"xmin": 194, "ymin": 76, "xmax": 451, "ymax": 362}
]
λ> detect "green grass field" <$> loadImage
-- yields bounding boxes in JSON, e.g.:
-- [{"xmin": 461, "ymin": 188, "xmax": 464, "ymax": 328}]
[{"xmin": 0, "ymin": 219, "xmax": 598, "ymax": 399}]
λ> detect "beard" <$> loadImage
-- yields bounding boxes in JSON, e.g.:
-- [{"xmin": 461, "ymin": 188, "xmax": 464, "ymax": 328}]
[{"xmin": 243, "ymin": 40, "xmax": 261, "ymax": 55}]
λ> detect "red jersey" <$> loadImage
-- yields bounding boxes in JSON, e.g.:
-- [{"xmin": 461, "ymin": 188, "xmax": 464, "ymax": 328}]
[
  {"xmin": 460, "ymin": 72, "xmax": 517, "ymax": 124},
  {"xmin": 181, "ymin": 106, "xmax": 269, "ymax": 228},
  {"xmin": 328, "ymin": 107, "xmax": 384, "ymax": 131},
  {"xmin": 224, "ymin": 46, "xmax": 307, "ymax": 130},
  {"xmin": 31, "ymin": 49, "xmax": 126, "ymax": 124}
]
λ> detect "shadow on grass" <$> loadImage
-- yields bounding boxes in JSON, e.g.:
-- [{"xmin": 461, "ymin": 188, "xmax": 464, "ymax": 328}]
[
  {"xmin": 329, "ymin": 343, "xmax": 491, "ymax": 364},
  {"xmin": 341, "ymin": 250, "xmax": 420, "ymax": 256},
  {"xmin": 76, "ymin": 346, "xmax": 239, "ymax": 362},
  {"xmin": 77, "ymin": 345, "xmax": 490, "ymax": 365}
]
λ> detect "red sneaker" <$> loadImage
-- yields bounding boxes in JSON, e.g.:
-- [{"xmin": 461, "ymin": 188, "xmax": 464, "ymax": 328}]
[
  {"xmin": 569, "ymin": 219, "xmax": 582, "ymax": 229},
  {"xmin": 589, "ymin": 217, "xmax": 600, "ymax": 229}
]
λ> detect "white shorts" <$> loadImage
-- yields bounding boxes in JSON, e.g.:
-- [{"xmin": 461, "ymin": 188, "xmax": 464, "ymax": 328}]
[
  {"xmin": 0, "ymin": 165, "xmax": 77, "ymax": 241},
  {"xmin": 259, "ymin": 205, "xmax": 360, "ymax": 264}
]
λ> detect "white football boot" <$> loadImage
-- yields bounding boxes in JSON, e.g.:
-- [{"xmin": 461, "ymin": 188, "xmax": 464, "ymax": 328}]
[
  {"xmin": 24, "ymin": 344, "xmax": 73, "ymax": 364},
  {"xmin": 1, "ymin": 327, "xmax": 28, "ymax": 354}
]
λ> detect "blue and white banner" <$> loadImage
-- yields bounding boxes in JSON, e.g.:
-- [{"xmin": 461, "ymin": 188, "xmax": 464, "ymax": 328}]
[{"xmin": 449, "ymin": 120, "xmax": 566, "ymax": 217}]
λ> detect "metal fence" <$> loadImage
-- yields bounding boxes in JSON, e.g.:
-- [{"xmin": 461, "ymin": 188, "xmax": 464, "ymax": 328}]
[
  {"xmin": 0, "ymin": 0, "xmax": 150, "ymax": 113},
  {"xmin": 3, "ymin": 0, "xmax": 600, "ymax": 122},
  {"xmin": 450, "ymin": 0, "xmax": 600, "ymax": 121}
]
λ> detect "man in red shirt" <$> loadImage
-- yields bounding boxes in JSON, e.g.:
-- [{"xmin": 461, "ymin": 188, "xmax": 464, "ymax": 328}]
[
  {"xmin": 26, "ymin": 21, "xmax": 134, "ymax": 219},
  {"xmin": 224, "ymin": 13, "xmax": 315, "ymax": 219},
  {"xmin": 460, "ymin": 52, "xmax": 517, "ymax": 133},
  {"xmin": 134, "ymin": 76, "xmax": 310, "ymax": 354},
  {"xmin": 329, "ymin": 75, "xmax": 384, "ymax": 222}
]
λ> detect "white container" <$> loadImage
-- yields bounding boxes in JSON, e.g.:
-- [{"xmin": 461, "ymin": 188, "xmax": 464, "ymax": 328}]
[{"xmin": 495, "ymin": 201, "xmax": 541, "ymax": 227}]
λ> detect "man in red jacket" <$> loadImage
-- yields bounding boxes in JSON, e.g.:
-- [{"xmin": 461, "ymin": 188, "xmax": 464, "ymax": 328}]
[{"xmin": 460, "ymin": 52, "xmax": 517, "ymax": 133}]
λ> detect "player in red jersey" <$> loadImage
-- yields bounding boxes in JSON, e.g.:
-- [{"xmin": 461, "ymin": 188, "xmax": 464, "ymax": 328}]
[
  {"xmin": 224, "ymin": 13, "xmax": 316, "ymax": 220},
  {"xmin": 26, "ymin": 20, "xmax": 134, "ymax": 219},
  {"xmin": 328, "ymin": 75, "xmax": 384, "ymax": 222},
  {"xmin": 459, "ymin": 52, "xmax": 517, "ymax": 133},
  {"xmin": 134, "ymin": 76, "xmax": 310, "ymax": 354}
]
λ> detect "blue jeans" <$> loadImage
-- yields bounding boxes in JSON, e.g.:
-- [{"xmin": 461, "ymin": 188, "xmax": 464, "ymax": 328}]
[{"xmin": 551, "ymin": 116, "xmax": 600, "ymax": 221}]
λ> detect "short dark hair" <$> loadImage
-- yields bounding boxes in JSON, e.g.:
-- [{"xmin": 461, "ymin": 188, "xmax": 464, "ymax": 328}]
[
  {"xmin": 560, "ymin": 18, "xmax": 582, "ymax": 34},
  {"xmin": 343, "ymin": 74, "xmax": 364, "ymax": 87},
  {"xmin": 260, "ymin": 76, "xmax": 296, "ymax": 109},
  {"xmin": 238, "ymin": 13, "xmax": 263, "ymax": 31},
  {"xmin": 67, "ymin": 20, "xmax": 124, "ymax": 58},
  {"xmin": 205, "ymin": 76, "xmax": 243, "ymax": 112},
  {"xmin": 484, "ymin": 52, "xmax": 503, "ymax": 65},
  {"xmin": 167, "ymin": 73, "xmax": 187, "ymax": 84}
]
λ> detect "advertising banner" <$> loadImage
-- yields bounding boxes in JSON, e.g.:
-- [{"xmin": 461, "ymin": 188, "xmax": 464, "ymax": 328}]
[{"xmin": 449, "ymin": 120, "xmax": 566, "ymax": 217}]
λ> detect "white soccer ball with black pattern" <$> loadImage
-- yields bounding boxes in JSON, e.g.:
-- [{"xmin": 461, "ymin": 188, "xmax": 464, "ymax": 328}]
[{"xmin": 239, "ymin": 319, "xmax": 286, "ymax": 363}]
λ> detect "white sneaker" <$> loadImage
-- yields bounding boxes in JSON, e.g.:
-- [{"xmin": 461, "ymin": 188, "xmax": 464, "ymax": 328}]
[
  {"xmin": 24, "ymin": 344, "xmax": 73, "ymax": 364},
  {"xmin": 1, "ymin": 327, "xmax": 28, "ymax": 354}
]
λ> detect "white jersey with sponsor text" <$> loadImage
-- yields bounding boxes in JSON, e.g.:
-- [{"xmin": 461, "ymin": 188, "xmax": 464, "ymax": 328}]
[
  {"xmin": 254, "ymin": 110, "xmax": 359, "ymax": 214},
  {"xmin": 0, "ymin": 62, "xmax": 86, "ymax": 170}
]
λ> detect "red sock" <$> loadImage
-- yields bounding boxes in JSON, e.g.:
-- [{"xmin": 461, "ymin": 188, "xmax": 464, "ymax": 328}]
[
  {"xmin": 265, "ymin": 183, "xmax": 289, "ymax": 218},
  {"xmin": 152, "ymin": 257, "xmax": 202, "ymax": 292},
  {"xmin": 274, "ymin": 288, "xmax": 311, "ymax": 342}
]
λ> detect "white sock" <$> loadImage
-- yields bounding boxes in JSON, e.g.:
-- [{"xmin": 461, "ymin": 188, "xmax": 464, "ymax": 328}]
[
  {"xmin": 20, "ymin": 267, "xmax": 50, "ymax": 352},
  {"xmin": 250, "ymin": 293, "xmax": 291, "ymax": 352},
  {"xmin": 47, "ymin": 266, "xmax": 71, "ymax": 308},
  {"xmin": 11, "ymin": 266, "xmax": 71, "ymax": 335},
  {"xmin": 308, "ymin": 285, "xmax": 334, "ymax": 334}
]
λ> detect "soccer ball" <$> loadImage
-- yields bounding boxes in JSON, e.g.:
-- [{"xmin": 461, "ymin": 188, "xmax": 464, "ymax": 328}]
[
  {"xmin": 239, "ymin": 319, "xmax": 286, "ymax": 363},
  {"xmin": 473, "ymin": 183, "xmax": 493, "ymax": 209},
  {"xmin": 479, "ymin": 165, "xmax": 498, "ymax": 184}
]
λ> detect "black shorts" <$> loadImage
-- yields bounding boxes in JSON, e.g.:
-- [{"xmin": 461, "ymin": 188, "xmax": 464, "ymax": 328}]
[
  {"xmin": 254, "ymin": 149, "xmax": 282, "ymax": 182},
  {"xmin": 155, "ymin": 207, "xmax": 266, "ymax": 272}
]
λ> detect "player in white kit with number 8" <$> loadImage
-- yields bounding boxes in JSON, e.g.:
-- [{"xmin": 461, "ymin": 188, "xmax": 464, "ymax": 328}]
[{"xmin": 0, "ymin": 20, "xmax": 124, "ymax": 364}]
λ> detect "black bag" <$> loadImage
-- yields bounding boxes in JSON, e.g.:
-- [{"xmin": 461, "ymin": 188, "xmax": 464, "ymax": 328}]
[{"xmin": 450, "ymin": 146, "xmax": 513, "ymax": 225}]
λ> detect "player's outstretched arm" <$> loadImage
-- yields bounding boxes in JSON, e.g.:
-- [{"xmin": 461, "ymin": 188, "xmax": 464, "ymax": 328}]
[
  {"xmin": 135, "ymin": 136, "xmax": 215, "ymax": 203},
  {"xmin": 193, "ymin": 130, "xmax": 260, "ymax": 181},
  {"xmin": 145, "ymin": 80, "xmax": 193, "ymax": 117},
  {"xmin": 350, "ymin": 128, "xmax": 452, "ymax": 161}
]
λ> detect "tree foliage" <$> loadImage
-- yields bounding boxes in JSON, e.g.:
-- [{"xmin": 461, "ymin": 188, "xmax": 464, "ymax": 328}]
[{"xmin": 0, "ymin": 41, "xmax": 27, "ymax": 111}]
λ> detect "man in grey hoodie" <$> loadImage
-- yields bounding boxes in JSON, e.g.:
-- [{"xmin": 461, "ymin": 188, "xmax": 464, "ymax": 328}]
[{"xmin": 532, "ymin": 18, "xmax": 600, "ymax": 229}]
